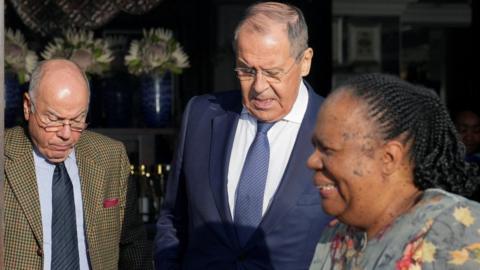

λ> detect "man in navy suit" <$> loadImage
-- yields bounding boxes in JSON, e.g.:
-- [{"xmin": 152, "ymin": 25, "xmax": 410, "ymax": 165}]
[{"xmin": 154, "ymin": 2, "xmax": 331, "ymax": 269}]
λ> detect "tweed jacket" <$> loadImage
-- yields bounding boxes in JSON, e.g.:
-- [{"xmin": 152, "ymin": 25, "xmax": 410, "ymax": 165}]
[{"xmin": 3, "ymin": 126, "xmax": 152, "ymax": 270}]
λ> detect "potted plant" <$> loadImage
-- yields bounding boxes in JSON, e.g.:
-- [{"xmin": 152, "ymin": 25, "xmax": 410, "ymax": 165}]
[
  {"xmin": 41, "ymin": 29, "xmax": 114, "ymax": 76},
  {"xmin": 124, "ymin": 28, "xmax": 189, "ymax": 128},
  {"xmin": 124, "ymin": 28, "xmax": 189, "ymax": 76},
  {"xmin": 4, "ymin": 28, "xmax": 39, "ymax": 127},
  {"xmin": 5, "ymin": 28, "xmax": 38, "ymax": 84}
]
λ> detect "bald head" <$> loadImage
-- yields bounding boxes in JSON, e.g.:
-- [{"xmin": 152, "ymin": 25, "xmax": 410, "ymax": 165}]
[{"xmin": 28, "ymin": 59, "xmax": 90, "ymax": 103}]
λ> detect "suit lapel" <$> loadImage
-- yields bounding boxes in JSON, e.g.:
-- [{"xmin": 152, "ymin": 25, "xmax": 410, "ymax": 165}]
[
  {"xmin": 209, "ymin": 113, "xmax": 239, "ymax": 225},
  {"xmin": 75, "ymin": 134, "xmax": 106, "ymax": 252},
  {"xmin": 257, "ymin": 115, "xmax": 314, "ymax": 232},
  {"xmin": 249, "ymin": 87, "xmax": 321, "ymax": 246},
  {"xmin": 5, "ymin": 131, "xmax": 43, "ymax": 247}
]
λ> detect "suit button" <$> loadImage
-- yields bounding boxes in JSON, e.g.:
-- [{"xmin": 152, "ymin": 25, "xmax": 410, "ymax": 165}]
[{"xmin": 37, "ymin": 248, "xmax": 43, "ymax": 257}]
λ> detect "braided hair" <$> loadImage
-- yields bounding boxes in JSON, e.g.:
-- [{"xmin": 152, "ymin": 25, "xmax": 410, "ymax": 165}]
[{"xmin": 335, "ymin": 73, "xmax": 479, "ymax": 196}]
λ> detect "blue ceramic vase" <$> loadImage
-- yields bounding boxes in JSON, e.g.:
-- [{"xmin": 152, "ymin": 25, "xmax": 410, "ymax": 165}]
[
  {"xmin": 140, "ymin": 73, "xmax": 173, "ymax": 128},
  {"xmin": 4, "ymin": 72, "xmax": 24, "ymax": 128},
  {"xmin": 101, "ymin": 75, "xmax": 133, "ymax": 128}
]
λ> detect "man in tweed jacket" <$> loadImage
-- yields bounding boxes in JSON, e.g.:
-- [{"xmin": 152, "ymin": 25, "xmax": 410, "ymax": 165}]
[{"xmin": 3, "ymin": 59, "xmax": 151, "ymax": 269}]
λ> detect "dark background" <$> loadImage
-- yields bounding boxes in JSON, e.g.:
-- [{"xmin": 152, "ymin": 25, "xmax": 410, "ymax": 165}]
[
  {"xmin": 6, "ymin": 0, "xmax": 477, "ymax": 116},
  {"xmin": 5, "ymin": 0, "xmax": 331, "ymax": 121},
  {"xmin": 4, "ymin": 0, "xmax": 478, "ymax": 164}
]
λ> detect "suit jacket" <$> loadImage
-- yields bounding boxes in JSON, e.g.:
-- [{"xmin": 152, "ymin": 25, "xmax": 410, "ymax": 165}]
[
  {"xmin": 3, "ymin": 127, "xmax": 152, "ymax": 270},
  {"xmin": 155, "ymin": 83, "xmax": 332, "ymax": 269}
]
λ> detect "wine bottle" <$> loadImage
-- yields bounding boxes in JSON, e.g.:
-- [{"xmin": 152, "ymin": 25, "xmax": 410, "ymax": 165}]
[
  {"xmin": 146, "ymin": 169, "xmax": 159, "ymax": 222},
  {"xmin": 137, "ymin": 164, "xmax": 150, "ymax": 223},
  {"xmin": 154, "ymin": 164, "xmax": 165, "ymax": 206}
]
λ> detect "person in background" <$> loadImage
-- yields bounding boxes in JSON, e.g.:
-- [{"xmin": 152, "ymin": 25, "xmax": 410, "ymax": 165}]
[
  {"xmin": 3, "ymin": 59, "xmax": 151, "ymax": 269},
  {"xmin": 454, "ymin": 109, "xmax": 480, "ymax": 164},
  {"xmin": 154, "ymin": 2, "xmax": 331, "ymax": 269},
  {"xmin": 453, "ymin": 108, "xmax": 480, "ymax": 201},
  {"xmin": 307, "ymin": 73, "xmax": 480, "ymax": 269}
]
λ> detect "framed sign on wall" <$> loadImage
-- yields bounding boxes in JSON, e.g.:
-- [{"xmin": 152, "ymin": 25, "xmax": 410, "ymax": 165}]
[{"xmin": 348, "ymin": 24, "xmax": 381, "ymax": 63}]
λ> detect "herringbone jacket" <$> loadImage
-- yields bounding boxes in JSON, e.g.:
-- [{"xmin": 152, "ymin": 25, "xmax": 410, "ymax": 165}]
[{"xmin": 3, "ymin": 126, "xmax": 152, "ymax": 269}]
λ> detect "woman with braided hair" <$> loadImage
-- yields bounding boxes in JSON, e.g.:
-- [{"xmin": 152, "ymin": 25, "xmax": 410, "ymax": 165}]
[{"xmin": 308, "ymin": 73, "xmax": 480, "ymax": 269}]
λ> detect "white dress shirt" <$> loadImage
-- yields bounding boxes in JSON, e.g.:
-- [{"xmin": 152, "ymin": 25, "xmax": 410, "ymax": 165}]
[
  {"xmin": 33, "ymin": 148, "xmax": 89, "ymax": 270},
  {"xmin": 228, "ymin": 81, "xmax": 309, "ymax": 218}
]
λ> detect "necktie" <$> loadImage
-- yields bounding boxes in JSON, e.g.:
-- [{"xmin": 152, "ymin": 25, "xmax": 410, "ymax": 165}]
[
  {"xmin": 51, "ymin": 162, "xmax": 80, "ymax": 270},
  {"xmin": 234, "ymin": 121, "xmax": 275, "ymax": 246}
]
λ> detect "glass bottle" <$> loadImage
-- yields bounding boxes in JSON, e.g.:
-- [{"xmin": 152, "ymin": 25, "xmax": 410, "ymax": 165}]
[{"xmin": 137, "ymin": 164, "xmax": 150, "ymax": 223}]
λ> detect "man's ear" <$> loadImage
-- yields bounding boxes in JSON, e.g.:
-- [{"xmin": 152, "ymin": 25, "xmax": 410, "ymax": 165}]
[
  {"xmin": 300, "ymin": 48, "xmax": 313, "ymax": 77},
  {"xmin": 381, "ymin": 140, "xmax": 408, "ymax": 175},
  {"xmin": 23, "ymin": 92, "xmax": 31, "ymax": 121}
]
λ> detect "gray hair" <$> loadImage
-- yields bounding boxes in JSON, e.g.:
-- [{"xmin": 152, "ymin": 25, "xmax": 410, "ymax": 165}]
[
  {"xmin": 28, "ymin": 59, "xmax": 91, "ymax": 104},
  {"xmin": 233, "ymin": 2, "xmax": 309, "ymax": 59}
]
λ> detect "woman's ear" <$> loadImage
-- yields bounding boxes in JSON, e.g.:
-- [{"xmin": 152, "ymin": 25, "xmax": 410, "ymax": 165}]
[{"xmin": 381, "ymin": 140, "xmax": 408, "ymax": 175}]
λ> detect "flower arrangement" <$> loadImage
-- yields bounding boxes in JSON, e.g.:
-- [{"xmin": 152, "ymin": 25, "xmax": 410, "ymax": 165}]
[
  {"xmin": 41, "ymin": 29, "xmax": 114, "ymax": 76},
  {"xmin": 124, "ymin": 28, "xmax": 190, "ymax": 76},
  {"xmin": 4, "ymin": 28, "xmax": 38, "ymax": 84}
]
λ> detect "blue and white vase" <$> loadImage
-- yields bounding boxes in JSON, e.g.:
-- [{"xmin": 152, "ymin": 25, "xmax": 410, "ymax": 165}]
[
  {"xmin": 4, "ymin": 72, "xmax": 24, "ymax": 128},
  {"xmin": 100, "ymin": 75, "xmax": 133, "ymax": 128},
  {"xmin": 140, "ymin": 72, "xmax": 173, "ymax": 128}
]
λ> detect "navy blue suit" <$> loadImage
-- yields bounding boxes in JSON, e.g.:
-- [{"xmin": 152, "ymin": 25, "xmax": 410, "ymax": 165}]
[{"xmin": 155, "ymin": 83, "xmax": 331, "ymax": 269}]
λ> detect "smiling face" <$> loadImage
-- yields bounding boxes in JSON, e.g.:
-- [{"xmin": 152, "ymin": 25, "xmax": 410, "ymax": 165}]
[
  {"xmin": 23, "ymin": 60, "xmax": 89, "ymax": 163},
  {"xmin": 306, "ymin": 89, "xmax": 426, "ymax": 236},
  {"xmin": 235, "ymin": 19, "xmax": 312, "ymax": 122},
  {"xmin": 307, "ymin": 91, "xmax": 387, "ymax": 226}
]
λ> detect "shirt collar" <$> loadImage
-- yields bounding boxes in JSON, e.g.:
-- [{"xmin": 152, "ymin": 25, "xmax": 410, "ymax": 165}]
[
  {"xmin": 33, "ymin": 147, "xmax": 77, "ymax": 167},
  {"xmin": 241, "ymin": 80, "xmax": 309, "ymax": 124}
]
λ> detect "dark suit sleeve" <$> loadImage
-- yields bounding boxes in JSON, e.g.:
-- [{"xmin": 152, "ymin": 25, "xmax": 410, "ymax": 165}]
[
  {"xmin": 118, "ymin": 144, "xmax": 153, "ymax": 270},
  {"xmin": 154, "ymin": 97, "xmax": 196, "ymax": 269}
]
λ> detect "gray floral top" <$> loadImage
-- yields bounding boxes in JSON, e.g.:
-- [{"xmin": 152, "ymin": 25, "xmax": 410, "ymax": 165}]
[{"xmin": 310, "ymin": 189, "xmax": 480, "ymax": 269}]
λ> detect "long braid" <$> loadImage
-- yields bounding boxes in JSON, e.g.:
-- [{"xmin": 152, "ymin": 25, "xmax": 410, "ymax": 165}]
[{"xmin": 336, "ymin": 73, "xmax": 479, "ymax": 196}]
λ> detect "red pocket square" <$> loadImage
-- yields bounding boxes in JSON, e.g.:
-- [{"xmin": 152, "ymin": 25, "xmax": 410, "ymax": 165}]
[{"xmin": 103, "ymin": 198, "xmax": 119, "ymax": 208}]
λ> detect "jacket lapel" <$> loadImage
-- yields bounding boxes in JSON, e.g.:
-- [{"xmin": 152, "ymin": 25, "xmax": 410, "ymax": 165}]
[
  {"xmin": 209, "ymin": 113, "xmax": 239, "ymax": 225},
  {"xmin": 257, "ymin": 114, "xmax": 314, "ymax": 231},
  {"xmin": 5, "ymin": 129, "xmax": 44, "ymax": 247},
  {"xmin": 75, "ymin": 134, "xmax": 106, "ymax": 253},
  {"xmin": 248, "ymin": 87, "xmax": 321, "ymax": 246}
]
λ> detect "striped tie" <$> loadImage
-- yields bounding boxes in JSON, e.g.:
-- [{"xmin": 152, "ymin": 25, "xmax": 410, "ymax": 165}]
[{"xmin": 51, "ymin": 162, "xmax": 80, "ymax": 269}]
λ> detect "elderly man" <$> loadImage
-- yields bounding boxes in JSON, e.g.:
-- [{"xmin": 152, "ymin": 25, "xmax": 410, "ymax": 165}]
[
  {"xmin": 154, "ymin": 2, "xmax": 331, "ymax": 269},
  {"xmin": 3, "ymin": 59, "xmax": 151, "ymax": 269}
]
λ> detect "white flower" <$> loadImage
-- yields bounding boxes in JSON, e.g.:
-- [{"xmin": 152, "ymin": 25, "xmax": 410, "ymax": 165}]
[
  {"xmin": 5, "ymin": 28, "xmax": 39, "ymax": 84},
  {"xmin": 41, "ymin": 29, "xmax": 114, "ymax": 76},
  {"xmin": 149, "ymin": 28, "xmax": 173, "ymax": 42},
  {"xmin": 172, "ymin": 46, "xmax": 190, "ymax": 69},
  {"xmin": 125, "ymin": 27, "xmax": 190, "ymax": 76}
]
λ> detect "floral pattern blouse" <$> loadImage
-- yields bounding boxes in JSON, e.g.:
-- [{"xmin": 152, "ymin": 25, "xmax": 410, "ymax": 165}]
[{"xmin": 309, "ymin": 189, "xmax": 480, "ymax": 269}]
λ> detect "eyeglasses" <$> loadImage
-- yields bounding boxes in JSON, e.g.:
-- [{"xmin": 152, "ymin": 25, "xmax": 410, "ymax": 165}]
[
  {"xmin": 234, "ymin": 53, "xmax": 303, "ymax": 84},
  {"xmin": 29, "ymin": 101, "xmax": 88, "ymax": 133}
]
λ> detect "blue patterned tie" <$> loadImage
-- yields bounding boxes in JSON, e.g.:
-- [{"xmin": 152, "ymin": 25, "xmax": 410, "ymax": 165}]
[
  {"xmin": 234, "ymin": 121, "xmax": 275, "ymax": 246},
  {"xmin": 51, "ymin": 162, "xmax": 80, "ymax": 270}
]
